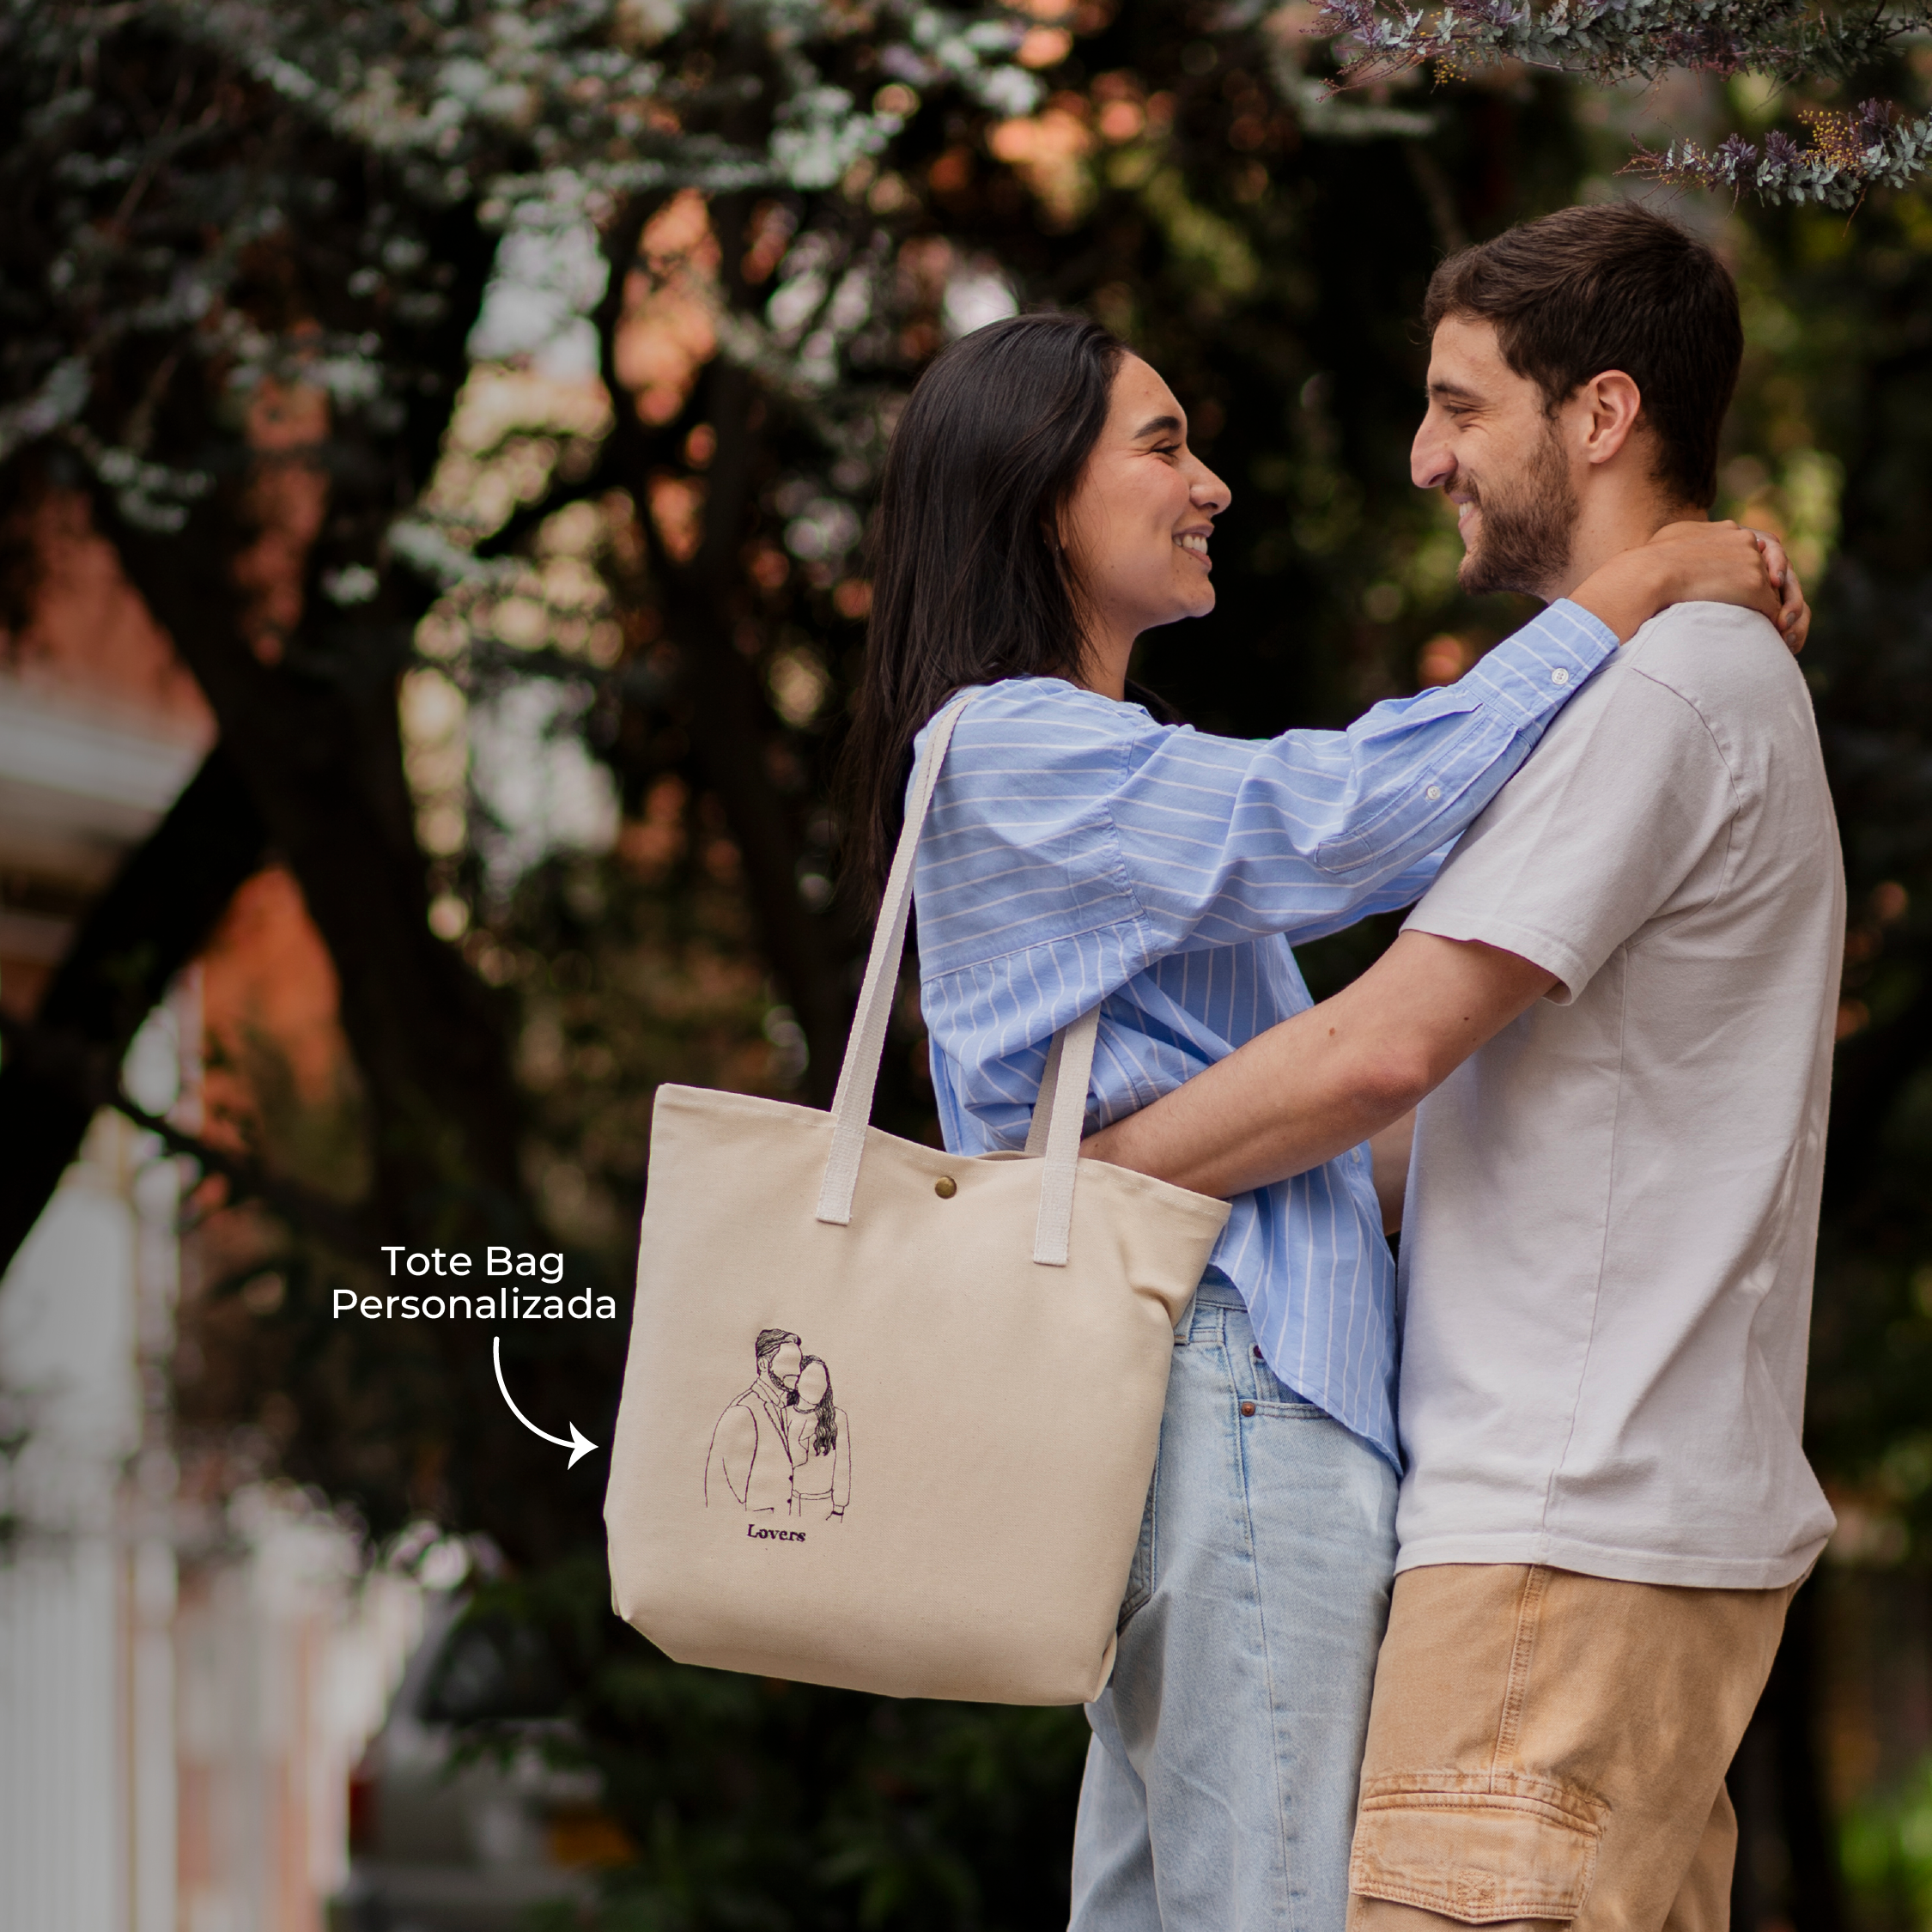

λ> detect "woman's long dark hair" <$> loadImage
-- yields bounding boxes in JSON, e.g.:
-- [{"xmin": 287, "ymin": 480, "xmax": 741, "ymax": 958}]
[
  {"xmin": 838, "ymin": 312, "xmax": 1128, "ymax": 913},
  {"xmin": 799, "ymin": 1356, "xmax": 838, "ymax": 1459}
]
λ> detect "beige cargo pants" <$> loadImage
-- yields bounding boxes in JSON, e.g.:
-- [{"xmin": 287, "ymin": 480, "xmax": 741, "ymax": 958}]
[{"xmin": 1347, "ymin": 1564, "xmax": 1798, "ymax": 1932}]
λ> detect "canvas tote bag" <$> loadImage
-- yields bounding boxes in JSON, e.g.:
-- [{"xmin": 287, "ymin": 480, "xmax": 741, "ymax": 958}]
[{"xmin": 605, "ymin": 696, "xmax": 1231, "ymax": 1704}]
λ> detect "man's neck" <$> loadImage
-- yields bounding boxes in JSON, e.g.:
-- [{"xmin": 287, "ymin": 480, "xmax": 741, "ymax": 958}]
[{"xmin": 1546, "ymin": 495, "xmax": 1704, "ymax": 604}]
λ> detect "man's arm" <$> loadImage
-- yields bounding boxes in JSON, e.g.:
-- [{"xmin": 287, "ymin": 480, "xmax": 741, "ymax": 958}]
[
  {"xmin": 1081, "ymin": 933, "xmax": 1555, "ymax": 1200},
  {"xmin": 711, "ymin": 1406, "xmax": 758, "ymax": 1506}
]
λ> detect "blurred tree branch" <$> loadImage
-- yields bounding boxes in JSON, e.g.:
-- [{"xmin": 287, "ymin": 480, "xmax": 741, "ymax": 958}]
[
  {"xmin": 0, "ymin": 746, "xmax": 265, "ymax": 1267},
  {"xmin": 0, "ymin": 1004, "xmax": 375, "ymax": 1257},
  {"xmin": 592, "ymin": 196, "xmax": 857, "ymax": 1106}
]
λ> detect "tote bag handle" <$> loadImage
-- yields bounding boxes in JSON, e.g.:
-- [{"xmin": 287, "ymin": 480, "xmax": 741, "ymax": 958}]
[{"xmin": 815, "ymin": 696, "xmax": 1098, "ymax": 1266}]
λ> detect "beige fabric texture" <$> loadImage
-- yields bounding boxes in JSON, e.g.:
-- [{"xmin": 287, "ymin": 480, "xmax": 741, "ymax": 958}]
[
  {"xmin": 1347, "ymin": 1564, "xmax": 1794, "ymax": 1932},
  {"xmin": 1398, "ymin": 603, "xmax": 1844, "ymax": 1588},
  {"xmin": 605, "ymin": 698, "xmax": 1230, "ymax": 1705}
]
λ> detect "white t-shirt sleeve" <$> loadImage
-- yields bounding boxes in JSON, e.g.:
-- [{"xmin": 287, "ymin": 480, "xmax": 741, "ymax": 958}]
[{"xmin": 1401, "ymin": 659, "xmax": 1737, "ymax": 1005}]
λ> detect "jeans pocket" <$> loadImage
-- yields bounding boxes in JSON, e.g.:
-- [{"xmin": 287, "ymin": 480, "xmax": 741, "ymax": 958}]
[
  {"xmin": 1117, "ymin": 1460, "xmax": 1157, "ymax": 1631},
  {"xmin": 1350, "ymin": 1771, "xmax": 1608, "ymax": 1923},
  {"xmin": 1241, "ymin": 1336, "xmax": 1323, "ymax": 1415}
]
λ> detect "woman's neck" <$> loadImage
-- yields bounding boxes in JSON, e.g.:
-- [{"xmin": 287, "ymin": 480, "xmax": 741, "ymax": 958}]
[{"xmin": 1072, "ymin": 627, "xmax": 1135, "ymax": 702}]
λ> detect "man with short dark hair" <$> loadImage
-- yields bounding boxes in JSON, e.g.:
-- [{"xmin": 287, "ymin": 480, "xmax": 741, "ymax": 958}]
[
  {"xmin": 1085, "ymin": 201, "xmax": 1841, "ymax": 1924},
  {"xmin": 706, "ymin": 1327, "xmax": 804, "ymax": 1513}
]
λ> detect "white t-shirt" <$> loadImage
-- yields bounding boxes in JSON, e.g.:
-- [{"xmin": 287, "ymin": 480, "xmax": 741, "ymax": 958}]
[{"xmin": 1394, "ymin": 601, "xmax": 1843, "ymax": 1589}]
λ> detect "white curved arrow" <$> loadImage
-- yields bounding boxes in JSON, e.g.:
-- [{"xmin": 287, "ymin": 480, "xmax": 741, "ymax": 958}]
[{"xmin": 492, "ymin": 1336, "xmax": 598, "ymax": 1468}]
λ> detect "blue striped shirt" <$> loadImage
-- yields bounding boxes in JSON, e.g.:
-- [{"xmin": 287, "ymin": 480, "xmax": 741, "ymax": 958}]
[{"xmin": 908, "ymin": 599, "xmax": 1619, "ymax": 1467}]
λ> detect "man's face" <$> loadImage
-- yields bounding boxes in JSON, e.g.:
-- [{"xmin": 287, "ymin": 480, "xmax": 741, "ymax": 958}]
[
  {"xmin": 1412, "ymin": 315, "xmax": 1580, "ymax": 600},
  {"xmin": 766, "ymin": 1342, "xmax": 803, "ymax": 1398}
]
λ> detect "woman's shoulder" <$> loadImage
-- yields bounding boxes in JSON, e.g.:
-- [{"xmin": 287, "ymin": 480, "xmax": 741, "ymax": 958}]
[
  {"xmin": 969, "ymin": 675, "xmax": 1153, "ymax": 723},
  {"xmin": 933, "ymin": 677, "xmax": 1166, "ymax": 768}
]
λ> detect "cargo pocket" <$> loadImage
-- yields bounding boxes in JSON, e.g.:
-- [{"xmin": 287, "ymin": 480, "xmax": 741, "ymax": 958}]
[{"xmin": 1350, "ymin": 1771, "xmax": 1609, "ymax": 1923}]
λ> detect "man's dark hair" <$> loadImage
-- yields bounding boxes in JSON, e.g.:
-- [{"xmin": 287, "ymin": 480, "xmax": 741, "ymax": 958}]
[
  {"xmin": 755, "ymin": 1327, "xmax": 801, "ymax": 1367},
  {"xmin": 1422, "ymin": 203, "xmax": 1742, "ymax": 509}
]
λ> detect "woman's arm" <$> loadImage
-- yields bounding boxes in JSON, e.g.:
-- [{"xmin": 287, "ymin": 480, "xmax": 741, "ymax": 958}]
[
  {"xmin": 908, "ymin": 614, "xmax": 1618, "ymax": 993},
  {"xmin": 911, "ymin": 529, "xmax": 1798, "ymax": 1009}
]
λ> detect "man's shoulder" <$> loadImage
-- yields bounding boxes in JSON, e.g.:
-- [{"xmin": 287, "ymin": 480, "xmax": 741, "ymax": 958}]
[{"xmin": 1619, "ymin": 601, "xmax": 1806, "ymax": 726}]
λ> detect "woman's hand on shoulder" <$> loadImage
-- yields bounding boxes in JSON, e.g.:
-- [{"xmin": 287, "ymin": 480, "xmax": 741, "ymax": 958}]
[
  {"xmin": 1647, "ymin": 519, "xmax": 1808, "ymax": 652},
  {"xmin": 1569, "ymin": 519, "xmax": 1807, "ymax": 652}
]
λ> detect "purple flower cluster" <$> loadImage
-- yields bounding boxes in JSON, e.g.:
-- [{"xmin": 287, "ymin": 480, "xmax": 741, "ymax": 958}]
[
  {"xmin": 1309, "ymin": 0, "xmax": 1930, "ymax": 204},
  {"xmin": 1629, "ymin": 100, "xmax": 1932, "ymax": 209}
]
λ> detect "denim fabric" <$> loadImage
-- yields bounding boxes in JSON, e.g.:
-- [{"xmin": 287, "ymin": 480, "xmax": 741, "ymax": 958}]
[{"xmin": 1069, "ymin": 1279, "xmax": 1399, "ymax": 1932}]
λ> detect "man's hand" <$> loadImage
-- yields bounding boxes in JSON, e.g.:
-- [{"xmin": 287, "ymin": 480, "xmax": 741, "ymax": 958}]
[
  {"xmin": 1081, "ymin": 933, "xmax": 1556, "ymax": 1200},
  {"xmin": 1568, "ymin": 519, "xmax": 1807, "ymax": 651}
]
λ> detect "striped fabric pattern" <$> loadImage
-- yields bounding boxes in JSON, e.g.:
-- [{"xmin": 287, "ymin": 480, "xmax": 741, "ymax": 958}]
[{"xmin": 910, "ymin": 598, "xmax": 1618, "ymax": 1466}]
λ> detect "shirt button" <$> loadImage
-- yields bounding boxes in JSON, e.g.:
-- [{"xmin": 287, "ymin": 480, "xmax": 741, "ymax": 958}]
[
  {"xmin": 1552, "ymin": 666, "xmax": 1571, "ymax": 685},
  {"xmin": 1425, "ymin": 785, "xmax": 1442, "ymax": 801}
]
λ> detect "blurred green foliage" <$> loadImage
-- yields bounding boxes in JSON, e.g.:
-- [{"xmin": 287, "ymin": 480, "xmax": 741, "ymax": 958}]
[{"xmin": 1845, "ymin": 1754, "xmax": 1932, "ymax": 1923}]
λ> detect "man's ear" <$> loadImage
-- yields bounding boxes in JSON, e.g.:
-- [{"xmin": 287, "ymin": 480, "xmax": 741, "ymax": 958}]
[{"xmin": 1577, "ymin": 370, "xmax": 1644, "ymax": 468}]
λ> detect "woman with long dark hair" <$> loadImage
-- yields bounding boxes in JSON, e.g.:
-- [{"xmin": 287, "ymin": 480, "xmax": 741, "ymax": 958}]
[
  {"xmin": 840, "ymin": 313, "xmax": 1797, "ymax": 1928},
  {"xmin": 786, "ymin": 1354, "xmax": 849, "ymax": 1521}
]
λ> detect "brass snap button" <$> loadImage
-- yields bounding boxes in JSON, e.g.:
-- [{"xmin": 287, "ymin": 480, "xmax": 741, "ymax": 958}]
[
  {"xmin": 1240, "ymin": 1400, "xmax": 1256, "ymax": 1417},
  {"xmin": 933, "ymin": 1176, "xmax": 957, "ymax": 1199}
]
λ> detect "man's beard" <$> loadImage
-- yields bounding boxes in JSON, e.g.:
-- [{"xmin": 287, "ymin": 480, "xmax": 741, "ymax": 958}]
[{"xmin": 1456, "ymin": 426, "xmax": 1578, "ymax": 599}]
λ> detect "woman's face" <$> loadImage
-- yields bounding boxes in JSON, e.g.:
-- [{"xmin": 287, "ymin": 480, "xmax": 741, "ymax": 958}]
[
  {"xmin": 1059, "ymin": 355, "xmax": 1230, "ymax": 655},
  {"xmin": 796, "ymin": 1361, "xmax": 829, "ymax": 1408}
]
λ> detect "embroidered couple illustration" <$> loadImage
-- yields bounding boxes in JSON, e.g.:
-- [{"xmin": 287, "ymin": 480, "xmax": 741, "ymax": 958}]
[{"xmin": 705, "ymin": 1327, "xmax": 853, "ymax": 1522}]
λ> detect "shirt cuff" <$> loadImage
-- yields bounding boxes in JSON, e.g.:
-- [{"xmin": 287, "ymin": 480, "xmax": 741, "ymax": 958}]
[{"xmin": 1462, "ymin": 599, "xmax": 1619, "ymax": 729}]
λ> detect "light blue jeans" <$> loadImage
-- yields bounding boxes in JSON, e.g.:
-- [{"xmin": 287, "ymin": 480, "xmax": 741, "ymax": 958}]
[{"xmin": 1069, "ymin": 1277, "xmax": 1399, "ymax": 1932}]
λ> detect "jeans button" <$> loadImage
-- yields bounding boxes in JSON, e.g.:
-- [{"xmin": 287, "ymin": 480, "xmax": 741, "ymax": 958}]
[{"xmin": 1240, "ymin": 1401, "xmax": 1256, "ymax": 1418}]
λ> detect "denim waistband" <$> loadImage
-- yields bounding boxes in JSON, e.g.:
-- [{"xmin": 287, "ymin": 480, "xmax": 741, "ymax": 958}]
[
  {"xmin": 1182, "ymin": 1269, "xmax": 1249, "ymax": 1341},
  {"xmin": 1182, "ymin": 1272, "xmax": 1320, "ymax": 1406},
  {"xmin": 1193, "ymin": 1267, "xmax": 1245, "ymax": 1309}
]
